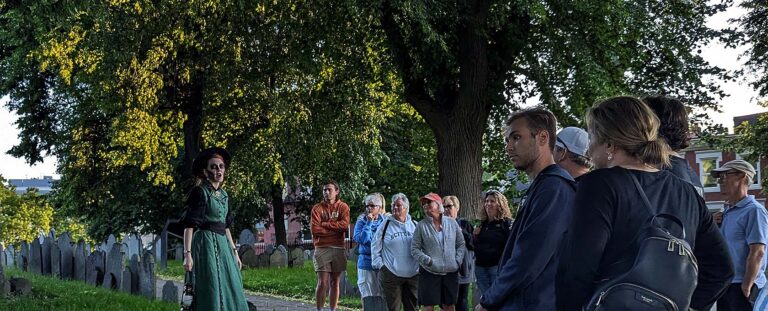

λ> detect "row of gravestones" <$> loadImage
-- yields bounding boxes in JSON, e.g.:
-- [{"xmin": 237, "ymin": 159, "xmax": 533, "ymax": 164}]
[
  {"xmin": 0, "ymin": 231, "xmax": 159, "ymax": 301},
  {"xmin": 238, "ymin": 244, "xmax": 306, "ymax": 269}
]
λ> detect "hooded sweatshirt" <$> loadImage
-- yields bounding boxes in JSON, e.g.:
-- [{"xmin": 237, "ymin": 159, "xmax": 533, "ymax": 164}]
[
  {"xmin": 411, "ymin": 214, "xmax": 466, "ymax": 275},
  {"xmin": 371, "ymin": 214, "xmax": 419, "ymax": 278},
  {"xmin": 353, "ymin": 213, "xmax": 385, "ymax": 270}
]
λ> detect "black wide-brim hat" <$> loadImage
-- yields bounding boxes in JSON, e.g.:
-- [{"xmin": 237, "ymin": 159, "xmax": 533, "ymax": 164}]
[{"xmin": 192, "ymin": 147, "xmax": 232, "ymax": 175}]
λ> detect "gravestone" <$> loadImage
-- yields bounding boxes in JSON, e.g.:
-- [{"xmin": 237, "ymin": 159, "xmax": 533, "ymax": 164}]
[
  {"xmin": 161, "ymin": 281, "xmax": 178, "ymax": 302},
  {"xmin": 0, "ymin": 243, "xmax": 3, "ymax": 267},
  {"xmin": 304, "ymin": 249, "xmax": 312, "ymax": 261},
  {"xmin": 0, "ymin": 259, "xmax": 6, "ymax": 296},
  {"xmin": 264, "ymin": 244, "xmax": 275, "ymax": 256},
  {"xmin": 51, "ymin": 243, "xmax": 61, "ymax": 278},
  {"xmin": 86, "ymin": 250, "xmax": 105, "ymax": 286},
  {"xmin": 238, "ymin": 229, "xmax": 256, "ymax": 247},
  {"xmin": 74, "ymin": 240, "xmax": 87, "ymax": 281},
  {"xmin": 16, "ymin": 242, "xmax": 27, "ymax": 270},
  {"xmin": 9, "ymin": 277, "xmax": 31, "ymax": 296},
  {"xmin": 338, "ymin": 271, "xmax": 359, "ymax": 297},
  {"xmin": 174, "ymin": 246, "xmax": 183, "ymax": 261},
  {"xmin": 238, "ymin": 244, "xmax": 254, "ymax": 258},
  {"xmin": 139, "ymin": 251, "xmax": 156, "ymax": 300},
  {"xmin": 28, "ymin": 238, "xmax": 42, "ymax": 274},
  {"xmin": 99, "ymin": 234, "xmax": 116, "ymax": 253},
  {"xmin": 289, "ymin": 248, "xmax": 304, "ymax": 267},
  {"xmin": 120, "ymin": 269, "xmax": 132, "ymax": 293},
  {"xmin": 103, "ymin": 243, "xmax": 123, "ymax": 289},
  {"xmin": 59, "ymin": 232, "xmax": 74, "ymax": 280},
  {"xmin": 256, "ymin": 252, "xmax": 270, "ymax": 268},
  {"xmin": 269, "ymin": 249, "xmax": 287, "ymax": 268},
  {"xmin": 124, "ymin": 234, "xmax": 142, "ymax": 261},
  {"xmin": 49, "ymin": 228, "xmax": 56, "ymax": 241},
  {"xmin": 6, "ymin": 244, "xmax": 15, "ymax": 268},
  {"xmin": 41, "ymin": 236, "xmax": 52, "ymax": 275},
  {"xmin": 128, "ymin": 254, "xmax": 140, "ymax": 294},
  {"xmin": 240, "ymin": 248, "xmax": 259, "ymax": 268}
]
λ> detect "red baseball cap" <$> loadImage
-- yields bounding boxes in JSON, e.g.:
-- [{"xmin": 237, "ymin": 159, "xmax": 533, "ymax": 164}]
[{"xmin": 419, "ymin": 192, "xmax": 442, "ymax": 205}]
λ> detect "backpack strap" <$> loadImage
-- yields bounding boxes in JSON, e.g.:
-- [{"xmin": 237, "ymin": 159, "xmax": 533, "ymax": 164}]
[
  {"xmin": 625, "ymin": 169, "xmax": 686, "ymax": 239},
  {"xmin": 380, "ymin": 219, "xmax": 391, "ymax": 243}
]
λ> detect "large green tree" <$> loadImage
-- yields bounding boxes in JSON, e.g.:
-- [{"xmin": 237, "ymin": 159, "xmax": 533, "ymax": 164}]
[{"xmin": 370, "ymin": 0, "xmax": 732, "ymax": 217}]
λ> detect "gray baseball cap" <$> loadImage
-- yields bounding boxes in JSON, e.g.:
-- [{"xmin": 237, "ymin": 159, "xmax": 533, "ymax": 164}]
[
  {"xmin": 555, "ymin": 127, "xmax": 589, "ymax": 157},
  {"xmin": 711, "ymin": 159, "xmax": 756, "ymax": 180}
]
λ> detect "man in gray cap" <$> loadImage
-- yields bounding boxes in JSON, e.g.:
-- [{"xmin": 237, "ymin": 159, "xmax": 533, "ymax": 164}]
[
  {"xmin": 554, "ymin": 127, "xmax": 591, "ymax": 182},
  {"xmin": 713, "ymin": 160, "xmax": 768, "ymax": 311}
]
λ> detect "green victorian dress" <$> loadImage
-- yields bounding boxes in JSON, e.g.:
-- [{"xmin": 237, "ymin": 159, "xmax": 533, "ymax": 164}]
[{"xmin": 183, "ymin": 182, "xmax": 248, "ymax": 311}]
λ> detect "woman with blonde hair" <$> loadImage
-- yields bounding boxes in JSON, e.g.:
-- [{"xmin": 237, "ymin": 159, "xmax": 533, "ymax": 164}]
[
  {"xmin": 472, "ymin": 190, "xmax": 513, "ymax": 296},
  {"xmin": 555, "ymin": 96, "xmax": 733, "ymax": 311},
  {"xmin": 442, "ymin": 196, "xmax": 475, "ymax": 311}
]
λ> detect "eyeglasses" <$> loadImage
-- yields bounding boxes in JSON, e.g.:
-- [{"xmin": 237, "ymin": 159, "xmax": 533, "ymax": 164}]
[
  {"xmin": 444, "ymin": 204, "xmax": 454, "ymax": 208},
  {"xmin": 716, "ymin": 171, "xmax": 743, "ymax": 180},
  {"xmin": 366, "ymin": 204, "xmax": 380, "ymax": 208}
]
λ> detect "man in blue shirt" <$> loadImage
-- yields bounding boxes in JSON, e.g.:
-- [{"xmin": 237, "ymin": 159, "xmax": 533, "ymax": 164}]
[{"xmin": 713, "ymin": 160, "xmax": 768, "ymax": 311}]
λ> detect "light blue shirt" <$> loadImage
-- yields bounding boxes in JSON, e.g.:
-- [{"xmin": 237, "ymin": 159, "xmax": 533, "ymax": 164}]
[{"xmin": 721, "ymin": 195, "xmax": 768, "ymax": 287}]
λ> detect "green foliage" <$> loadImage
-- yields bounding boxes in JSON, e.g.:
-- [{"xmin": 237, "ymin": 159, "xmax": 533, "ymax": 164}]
[
  {"xmin": 0, "ymin": 178, "xmax": 54, "ymax": 246},
  {"xmin": 3, "ymin": 267, "xmax": 177, "ymax": 311},
  {"xmin": 731, "ymin": 0, "xmax": 768, "ymax": 97}
]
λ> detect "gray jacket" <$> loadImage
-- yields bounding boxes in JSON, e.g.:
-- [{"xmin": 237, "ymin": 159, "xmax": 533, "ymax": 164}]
[{"xmin": 411, "ymin": 215, "xmax": 465, "ymax": 275}]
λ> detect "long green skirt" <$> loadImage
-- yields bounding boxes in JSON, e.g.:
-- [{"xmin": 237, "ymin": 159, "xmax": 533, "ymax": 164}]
[{"xmin": 192, "ymin": 230, "xmax": 248, "ymax": 311}]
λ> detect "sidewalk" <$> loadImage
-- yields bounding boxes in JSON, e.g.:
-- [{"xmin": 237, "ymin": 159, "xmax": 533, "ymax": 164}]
[{"xmin": 155, "ymin": 278, "xmax": 352, "ymax": 311}]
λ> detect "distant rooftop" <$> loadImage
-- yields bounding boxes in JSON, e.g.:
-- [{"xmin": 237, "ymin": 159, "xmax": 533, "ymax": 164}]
[{"xmin": 7, "ymin": 176, "xmax": 57, "ymax": 195}]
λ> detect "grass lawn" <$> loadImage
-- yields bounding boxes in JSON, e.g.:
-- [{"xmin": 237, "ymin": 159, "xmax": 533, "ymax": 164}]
[
  {"xmin": 158, "ymin": 259, "xmax": 362, "ymax": 309},
  {"xmin": 1, "ymin": 267, "xmax": 177, "ymax": 311}
]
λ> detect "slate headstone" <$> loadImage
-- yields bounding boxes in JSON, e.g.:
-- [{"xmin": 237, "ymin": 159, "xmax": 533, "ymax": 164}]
[
  {"xmin": 103, "ymin": 243, "xmax": 123, "ymax": 289},
  {"xmin": 28, "ymin": 238, "xmax": 42, "ymax": 274},
  {"xmin": 120, "ymin": 269, "xmax": 132, "ymax": 293},
  {"xmin": 6, "ymin": 244, "xmax": 15, "ymax": 268},
  {"xmin": 269, "ymin": 250, "xmax": 287, "ymax": 268},
  {"xmin": 58, "ymin": 232, "xmax": 74, "ymax": 280},
  {"xmin": 9, "ymin": 277, "xmax": 31, "ymax": 296},
  {"xmin": 15, "ymin": 242, "xmax": 26, "ymax": 270},
  {"xmin": 289, "ymin": 247, "xmax": 304, "ymax": 267},
  {"xmin": 264, "ymin": 244, "xmax": 275, "ymax": 256},
  {"xmin": 139, "ymin": 251, "xmax": 156, "ymax": 300},
  {"xmin": 257, "ymin": 252, "xmax": 270, "ymax": 268},
  {"xmin": 174, "ymin": 246, "xmax": 183, "ymax": 261},
  {"xmin": 49, "ymin": 228, "xmax": 56, "ymax": 240},
  {"xmin": 238, "ymin": 229, "xmax": 256, "ymax": 247},
  {"xmin": 74, "ymin": 240, "xmax": 87, "ymax": 281},
  {"xmin": 161, "ymin": 281, "xmax": 178, "ymax": 303},
  {"xmin": 51, "ymin": 243, "xmax": 61, "ymax": 278},
  {"xmin": 240, "ymin": 248, "xmax": 259, "ymax": 268},
  {"xmin": 41, "ymin": 236, "xmax": 52, "ymax": 275},
  {"xmin": 0, "ymin": 259, "xmax": 6, "ymax": 296},
  {"xmin": 125, "ymin": 234, "xmax": 142, "ymax": 261},
  {"xmin": 0, "ymin": 243, "xmax": 3, "ymax": 267},
  {"xmin": 128, "ymin": 254, "xmax": 140, "ymax": 294},
  {"xmin": 86, "ymin": 250, "xmax": 106, "ymax": 287},
  {"xmin": 339, "ymin": 271, "xmax": 359, "ymax": 297},
  {"xmin": 238, "ymin": 244, "xmax": 254, "ymax": 258},
  {"xmin": 304, "ymin": 249, "xmax": 312, "ymax": 261}
]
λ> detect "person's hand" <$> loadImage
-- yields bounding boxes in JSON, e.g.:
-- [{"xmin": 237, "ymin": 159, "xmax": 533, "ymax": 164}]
[
  {"xmin": 183, "ymin": 253, "xmax": 193, "ymax": 272},
  {"xmin": 713, "ymin": 212, "xmax": 723, "ymax": 225},
  {"xmin": 367, "ymin": 212, "xmax": 374, "ymax": 221},
  {"xmin": 473, "ymin": 226, "xmax": 481, "ymax": 236},
  {"xmin": 741, "ymin": 282, "xmax": 752, "ymax": 298},
  {"xmin": 475, "ymin": 305, "xmax": 488, "ymax": 311},
  {"xmin": 235, "ymin": 253, "xmax": 243, "ymax": 270}
]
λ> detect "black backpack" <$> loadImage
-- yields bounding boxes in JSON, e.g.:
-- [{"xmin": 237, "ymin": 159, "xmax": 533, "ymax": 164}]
[{"xmin": 584, "ymin": 171, "xmax": 698, "ymax": 311}]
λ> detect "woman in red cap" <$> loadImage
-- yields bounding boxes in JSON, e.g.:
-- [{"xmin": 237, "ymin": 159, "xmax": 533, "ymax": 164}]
[
  {"xmin": 181, "ymin": 147, "xmax": 248, "ymax": 310},
  {"xmin": 411, "ymin": 192, "xmax": 466, "ymax": 311}
]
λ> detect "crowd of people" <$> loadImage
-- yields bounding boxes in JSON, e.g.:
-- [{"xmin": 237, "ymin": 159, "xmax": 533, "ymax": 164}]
[{"xmin": 180, "ymin": 95, "xmax": 768, "ymax": 311}]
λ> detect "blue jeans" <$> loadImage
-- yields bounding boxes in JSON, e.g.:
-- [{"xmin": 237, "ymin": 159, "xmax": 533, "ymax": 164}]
[{"xmin": 474, "ymin": 265, "xmax": 498, "ymax": 297}]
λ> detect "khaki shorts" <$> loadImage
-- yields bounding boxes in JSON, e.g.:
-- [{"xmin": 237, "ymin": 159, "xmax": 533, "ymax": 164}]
[{"xmin": 313, "ymin": 247, "xmax": 347, "ymax": 273}]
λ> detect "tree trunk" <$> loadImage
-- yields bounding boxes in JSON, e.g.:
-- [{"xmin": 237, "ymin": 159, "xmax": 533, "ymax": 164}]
[
  {"xmin": 270, "ymin": 182, "xmax": 288, "ymax": 247},
  {"xmin": 433, "ymin": 121, "xmax": 485, "ymax": 220},
  {"xmin": 181, "ymin": 76, "xmax": 204, "ymax": 184}
]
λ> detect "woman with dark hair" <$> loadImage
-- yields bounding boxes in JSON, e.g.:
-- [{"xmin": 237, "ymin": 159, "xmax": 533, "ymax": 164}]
[
  {"xmin": 182, "ymin": 147, "xmax": 248, "ymax": 310},
  {"xmin": 644, "ymin": 95, "xmax": 704, "ymax": 195},
  {"xmin": 555, "ymin": 96, "xmax": 733, "ymax": 311}
]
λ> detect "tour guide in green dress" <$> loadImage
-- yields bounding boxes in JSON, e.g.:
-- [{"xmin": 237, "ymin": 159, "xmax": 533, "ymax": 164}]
[{"xmin": 182, "ymin": 147, "xmax": 248, "ymax": 311}]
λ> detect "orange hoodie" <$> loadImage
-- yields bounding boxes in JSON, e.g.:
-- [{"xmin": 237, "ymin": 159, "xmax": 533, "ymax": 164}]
[{"xmin": 310, "ymin": 200, "xmax": 350, "ymax": 248}]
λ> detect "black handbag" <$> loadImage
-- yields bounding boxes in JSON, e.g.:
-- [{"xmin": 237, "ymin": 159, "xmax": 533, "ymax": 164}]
[
  {"xmin": 181, "ymin": 271, "xmax": 195, "ymax": 311},
  {"xmin": 583, "ymin": 170, "xmax": 698, "ymax": 310}
]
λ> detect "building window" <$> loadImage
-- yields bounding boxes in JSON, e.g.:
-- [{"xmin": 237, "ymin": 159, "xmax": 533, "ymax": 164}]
[
  {"xmin": 696, "ymin": 151, "xmax": 722, "ymax": 191},
  {"xmin": 736, "ymin": 154, "xmax": 762, "ymax": 190}
]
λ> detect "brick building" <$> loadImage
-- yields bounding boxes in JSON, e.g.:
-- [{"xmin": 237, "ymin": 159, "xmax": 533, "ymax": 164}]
[{"xmin": 681, "ymin": 114, "xmax": 766, "ymax": 211}]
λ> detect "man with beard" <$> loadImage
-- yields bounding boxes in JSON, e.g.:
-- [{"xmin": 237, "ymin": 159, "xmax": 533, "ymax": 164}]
[{"xmin": 476, "ymin": 108, "xmax": 577, "ymax": 311}]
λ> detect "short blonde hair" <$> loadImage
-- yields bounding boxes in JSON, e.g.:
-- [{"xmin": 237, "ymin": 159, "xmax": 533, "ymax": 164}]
[
  {"xmin": 480, "ymin": 190, "xmax": 512, "ymax": 222},
  {"xmin": 443, "ymin": 196, "xmax": 460, "ymax": 211}
]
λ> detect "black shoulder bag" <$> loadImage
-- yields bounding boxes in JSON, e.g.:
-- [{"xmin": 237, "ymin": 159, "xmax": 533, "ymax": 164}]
[{"xmin": 583, "ymin": 170, "xmax": 698, "ymax": 311}]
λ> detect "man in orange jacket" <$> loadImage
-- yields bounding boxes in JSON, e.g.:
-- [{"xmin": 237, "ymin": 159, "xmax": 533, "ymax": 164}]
[{"xmin": 311, "ymin": 180, "xmax": 350, "ymax": 311}]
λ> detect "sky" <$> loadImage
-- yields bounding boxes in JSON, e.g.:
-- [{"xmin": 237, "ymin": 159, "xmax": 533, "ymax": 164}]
[{"xmin": 1, "ymin": 2, "xmax": 766, "ymax": 180}]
